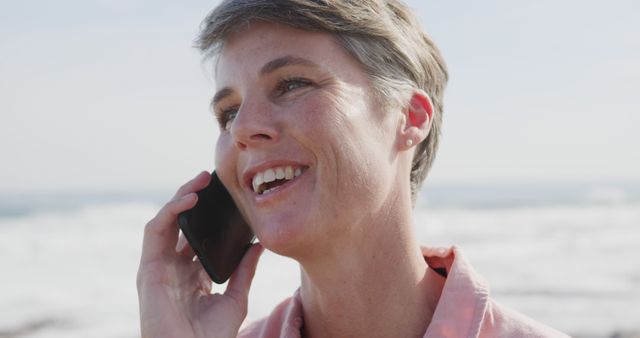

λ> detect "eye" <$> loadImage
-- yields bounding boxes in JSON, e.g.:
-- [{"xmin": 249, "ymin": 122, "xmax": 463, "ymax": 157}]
[
  {"xmin": 276, "ymin": 77, "xmax": 312, "ymax": 96},
  {"xmin": 216, "ymin": 106, "xmax": 239, "ymax": 131}
]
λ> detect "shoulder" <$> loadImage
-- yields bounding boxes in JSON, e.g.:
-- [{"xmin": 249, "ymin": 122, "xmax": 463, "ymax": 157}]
[{"xmin": 239, "ymin": 290, "xmax": 303, "ymax": 338}]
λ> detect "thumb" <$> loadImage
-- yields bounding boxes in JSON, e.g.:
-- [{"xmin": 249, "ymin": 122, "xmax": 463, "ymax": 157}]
[{"xmin": 224, "ymin": 243, "xmax": 265, "ymax": 307}]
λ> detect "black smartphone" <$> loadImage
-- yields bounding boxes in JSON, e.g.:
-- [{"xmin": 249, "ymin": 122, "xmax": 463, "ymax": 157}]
[{"xmin": 178, "ymin": 171, "xmax": 255, "ymax": 284}]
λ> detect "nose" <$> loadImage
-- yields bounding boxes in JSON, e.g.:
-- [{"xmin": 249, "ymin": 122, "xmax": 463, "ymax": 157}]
[{"xmin": 229, "ymin": 100, "xmax": 280, "ymax": 150}]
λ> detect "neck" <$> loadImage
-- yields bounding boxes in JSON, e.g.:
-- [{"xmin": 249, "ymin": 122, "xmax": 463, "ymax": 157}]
[{"xmin": 296, "ymin": 191, "xmax": 440, "ymax": 338}]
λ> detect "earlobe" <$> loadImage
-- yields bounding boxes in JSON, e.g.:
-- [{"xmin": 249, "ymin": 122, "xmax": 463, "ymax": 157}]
[{"xmin": 399, "ymin": 91, "xmax": 433, "ymax": 149}]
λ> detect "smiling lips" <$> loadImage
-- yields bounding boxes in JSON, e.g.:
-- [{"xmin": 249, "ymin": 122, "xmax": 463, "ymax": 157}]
[{"xmin": 252, "ymin": 165, "xmax": 304, "ymax": 195}]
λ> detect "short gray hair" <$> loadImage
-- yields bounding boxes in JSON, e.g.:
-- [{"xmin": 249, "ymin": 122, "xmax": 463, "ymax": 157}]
[{"xmin": 196, "ymin": 0, "xmax": 448, "ymax": 202}]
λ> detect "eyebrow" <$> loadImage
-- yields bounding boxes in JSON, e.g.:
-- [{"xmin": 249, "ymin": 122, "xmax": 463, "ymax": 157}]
[
  {"xmin": 211, "ymin": 55, "xmax": 319, "ymax": 107},
  {"xmin": 260, "ymin": 55, "xmax": 318, "ymax": 76},
  {"xmin": 211, "ymin": 87, "xmax": 233, "ymax": 109}
]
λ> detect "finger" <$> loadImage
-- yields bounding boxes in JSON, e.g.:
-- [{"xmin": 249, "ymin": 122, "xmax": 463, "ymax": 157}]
[
  {"xmin": 172, "ymin": 171, "xmax": 211, "ymax": 200},
  {"xmin": 224, "ymin": 243, "xmax": 265, "ymax": 305},
  {"xmin": 176, "ymin": 233, "xmax": 195, "ymax": 258},
  {"xmin": 186, "ymin": 257, "xmax": 214, "ymax": 293},
  {"xmin": 140, "ymin": 193, "xmax": 198, "ymax": 262}
]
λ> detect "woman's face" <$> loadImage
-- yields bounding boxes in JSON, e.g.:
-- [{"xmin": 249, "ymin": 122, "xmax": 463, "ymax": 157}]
[{"xmin": 213, "ymin": 22, "xmax": 403, "ymax": 256}]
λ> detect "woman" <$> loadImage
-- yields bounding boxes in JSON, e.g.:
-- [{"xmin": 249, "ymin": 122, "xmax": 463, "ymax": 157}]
[{"xmin": 137, "ymin": 1, "xmax": 568, "ymax": 337}]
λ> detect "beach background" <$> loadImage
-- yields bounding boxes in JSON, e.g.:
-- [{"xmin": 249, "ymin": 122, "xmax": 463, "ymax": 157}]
[
  {"xmin": 1, "ymin": 185, "xmax": 639, "ymax": 338},
  {"xmin": 1, "ymin": 0, "xmax": 639, "ymax": 337}
]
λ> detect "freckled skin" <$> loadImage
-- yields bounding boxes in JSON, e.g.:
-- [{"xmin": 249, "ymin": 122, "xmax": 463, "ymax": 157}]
[{"xmin": 213, "ymin": 22, "xmax": 403, "ymax": 259}]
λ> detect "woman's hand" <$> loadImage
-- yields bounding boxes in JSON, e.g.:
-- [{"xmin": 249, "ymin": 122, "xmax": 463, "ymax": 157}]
[{"xmin": 137, "ymin": 171, "xmax": 264, "ymax": 338}]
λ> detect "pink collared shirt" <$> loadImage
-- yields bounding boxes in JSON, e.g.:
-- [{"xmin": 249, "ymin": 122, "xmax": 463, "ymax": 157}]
[{"xmin": 239, "ymin": 246, "xmax": 569, "ymax": 338}]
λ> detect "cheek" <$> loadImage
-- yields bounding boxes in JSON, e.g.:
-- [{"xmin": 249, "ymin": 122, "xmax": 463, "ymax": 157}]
[
  {"xmin": 300, "ymin": 94, "xmax": 381, "ymax": 194},
  {"xmin": 294, "ymin": 92, "xmax": 355, "ymax": 139},
  {"xmin": 214, "ymin": 136, "xmax": 238, "ymax": 187}
]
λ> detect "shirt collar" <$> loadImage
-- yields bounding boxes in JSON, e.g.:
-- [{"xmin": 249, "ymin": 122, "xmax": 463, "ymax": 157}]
[{"xmin": 422, "ymin": 246, "xmax": 490, "ymax": 338}]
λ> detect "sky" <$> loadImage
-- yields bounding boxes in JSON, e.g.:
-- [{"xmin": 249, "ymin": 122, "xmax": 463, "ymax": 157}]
[{"xmin": 1, "ymin": 0, "xmax": 639, "ymax": 194}]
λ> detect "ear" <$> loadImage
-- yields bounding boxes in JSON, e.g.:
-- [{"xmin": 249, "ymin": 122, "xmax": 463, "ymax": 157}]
[{"xmin": 397, "ymin": 90, "xmax": 433, "ymax": 150}]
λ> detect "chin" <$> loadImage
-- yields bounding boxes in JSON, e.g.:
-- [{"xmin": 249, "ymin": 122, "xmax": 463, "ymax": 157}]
[{"xmin": 251, "ymin": 214, "xmax": 316, "ymax": 258}]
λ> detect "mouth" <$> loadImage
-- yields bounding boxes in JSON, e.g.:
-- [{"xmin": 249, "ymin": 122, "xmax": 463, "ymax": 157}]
[{"xmin": 250, "ymin": 165, "xmax": 307, "ymax": 195}]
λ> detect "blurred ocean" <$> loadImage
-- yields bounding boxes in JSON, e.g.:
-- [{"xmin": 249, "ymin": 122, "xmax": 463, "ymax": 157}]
[{"xmin": 1, "ymin": 182, "xmax": 639, "ymax": 338}]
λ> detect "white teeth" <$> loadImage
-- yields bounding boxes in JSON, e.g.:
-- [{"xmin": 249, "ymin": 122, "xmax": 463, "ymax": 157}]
[
  {"xmin": 252, "ymin": 173, "xmax": 264, "ymax": 193},
  {"xmin": 263, "ymin": 187, "xmax": 277, "ymax": 194},
  {"xmin": 263, "ymin": 168, "xmax": 276, "ymax": 183},
  {"xmin": 285, "ymin": 166, "xmax": 293, "ymax": 179},
  {"xmin": 251, "ymin": 165, "xmax": 304, "ymax": 194},
  {"xmin": 275, "ymin": 167, "xmax": 285, "ymax": 180}
]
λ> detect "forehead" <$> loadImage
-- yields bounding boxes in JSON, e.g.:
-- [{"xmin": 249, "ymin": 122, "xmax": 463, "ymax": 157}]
[{"xmin": 215, "ymin": 21, "xmax": 363, "ymax": 84}]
